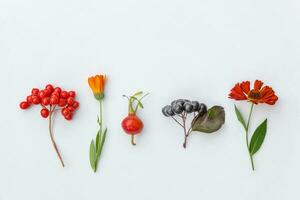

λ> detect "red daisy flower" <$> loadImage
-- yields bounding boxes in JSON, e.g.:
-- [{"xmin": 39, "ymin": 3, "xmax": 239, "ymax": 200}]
[{"xmin": 229, "ymin": 80, "xmax": 278, "ymax": 105}]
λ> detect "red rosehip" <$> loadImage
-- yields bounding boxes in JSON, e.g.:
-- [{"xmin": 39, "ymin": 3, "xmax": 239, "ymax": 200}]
[
  {"xmin": 68, "ymin": 91, "xmax": 76, "ymax": 98},
  {"xmin": 121, "ymin": 114, "xmax": 143, "ymax": 135},
  {"xmin": 67, "ymin": 97, "xmax": 75, "ymax": 105},
  {"xmin": 61, "ymin": 108, "xmax": 70, "ymax": 116},
  {"xmin": 58, "ymin": 98, "xmax": 67, "ymax": 107},
  {"xmin": 26, "ymin": 95, "xmax": 32, "ymax": 104},
  {"xmin": 31, "ymin": 95, "xmax": 40, "ymax": 104},
  {"xmin": 67, "ymin": 106, "xmax": 75, "ymax": 112},
  {"xmin": 53, "ymin": 87, "xmax": 61, "ymax": 94},
  {"xmin": 72, "ymin": 101, "xmax": 79, "ymax": 109},
  {"xmin": 41, "ymin": 97, "xmax": 50, "ymax": 106},
  {"xmin": 64, "ymin": 113, "xmax": 73, "ymax": 120},
  {"xmin": 20, "ymin": 101, "xmax": 29, "ymax": 109},
  {"xmin": 50, "ymin": 96, "xmax": 59, "ymax": 105},
  {"xmin": 61, "ymin": 91, "xmax": 69, "ymax": 99},
  {"xmin": 31, "ymin": 88, "xmax": 39, "ymax": 95},
  {"xmin": 40, "ymin": 108, "xmax": 50, "ymax": 118},
  {"xmin": 45, "ymin": 84, "xmax": 54, "ymax": 92},
  {"xmin": 38, "ymin": 90, "xmax": 47, "ymax": 99}
]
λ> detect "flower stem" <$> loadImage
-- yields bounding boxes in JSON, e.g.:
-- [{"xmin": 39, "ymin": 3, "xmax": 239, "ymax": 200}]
[
  {"xmin": 48, "ymin": 106, "xmax": 65, "ymax": 167},
  {"xmin": 246, "ymin": 103, "xmax": 255, "ymax": 171},
  {"xmin": 94, "ymin": 99, "xmax": 103, "ymax": 172}
]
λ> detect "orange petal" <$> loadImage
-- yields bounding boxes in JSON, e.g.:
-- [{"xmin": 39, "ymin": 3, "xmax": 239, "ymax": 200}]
[{"xmin": 88, "ymin": 77, "xmax": 96, "ymax": 92}]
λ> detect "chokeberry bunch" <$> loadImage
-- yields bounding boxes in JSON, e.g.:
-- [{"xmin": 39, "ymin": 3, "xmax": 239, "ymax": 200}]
[
  {"xmin": 19, "ymin": 84, "xmax": 79, "ymax": 167},
  {"xmin": 162, "ymin": 99, "xmax": 225, "ymax": 148}
]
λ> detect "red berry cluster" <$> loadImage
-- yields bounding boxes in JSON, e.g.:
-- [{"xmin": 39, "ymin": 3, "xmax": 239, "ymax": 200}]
[{"xmin": 19, "ymin": 84, "xmax": 79, "ymax": 120}]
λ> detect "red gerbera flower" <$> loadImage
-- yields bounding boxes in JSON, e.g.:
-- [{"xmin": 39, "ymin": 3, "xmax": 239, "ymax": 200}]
[{"xmin": 229, "ymin": 80, "xmax": 278, "ymax": 105}]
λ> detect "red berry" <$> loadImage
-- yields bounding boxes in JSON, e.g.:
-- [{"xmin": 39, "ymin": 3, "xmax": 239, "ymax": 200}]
[
  {"xmin": 51, "ymin": 92, "xmax": 60, "ymax": 98},
  {"xmin": 67, "ymin": 106, "xmax": 75, "ymax": 112},
  {"xmin": 45, "ymin": 84, "xmax": 54, "ymax": 92},
  {"xmin": 64, "ymin": 113, "xmax": 73, "ymax": 120},
  {"xmin": 26, "ymin": 95, "xmax": 32, "ymax": 104},
  {"xmin": 41, "ymin": 97, "xmax": 50, "ymax": 106},
  {"xmin": 38, "ymin": 90, "xmax": 47, "ymax": 99},
  {"xmin": 31, "ymin": 88, "xmax": 39, "ymax": 95},
  {"xmin": 50, "ymin": 96, "xmax": 59, "ymax": 105},
  {"xmin": 44, "ymin": 89, "xmax": 52, "ymax": 97},
  {"xmin": 67, "ymin": 97, "xmax": 75, "ymax": 105},
  {"xmin": 31, "ymin": 95, "xmax": 40, "ymax": 104},
  {"xmin": 72, "ymin": 101, "xmax": 79, "ymax": 109},
  {"xmin": 61, "ymin": 108, "xmax": 70, "ymax": 116},
  {"xmin": 61, "ymin": 91, "xmax": 69, "ymax": 99},
  {"xmin": 69, "ymin": 91, "xmax": 76, "ymax": 97},
  {"xmin": 20, "ymin": 101, "xmax": 29, "ymax": 109},
  {"xmin": 53, "ymin": 87, "xmax": 61, "ymax": 94},
  {"xmin": 58, "ymin": 98, "xmax": 67, "ymax": 107},
  {"xmin": 40, "ymin": 108, "xmax": 50, "ymax": 118},
  {"xmin": 121, "ymin": 114, "xmax": 143, "ymax": 135}
]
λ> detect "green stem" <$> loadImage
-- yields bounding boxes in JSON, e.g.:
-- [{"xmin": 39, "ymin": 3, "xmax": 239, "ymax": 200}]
[
  {"xmin": 246, "ymin": 103, "xmax": 255, "ymax": 171},
  {"xmin": 94, "ymin": 100, "xmax": 103, "ymax": 172}
]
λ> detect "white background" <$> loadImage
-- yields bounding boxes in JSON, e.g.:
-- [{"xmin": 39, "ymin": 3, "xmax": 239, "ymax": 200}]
[{"xmin": 1, "ymin": 0, "xmax": 300, "ymax": 200}]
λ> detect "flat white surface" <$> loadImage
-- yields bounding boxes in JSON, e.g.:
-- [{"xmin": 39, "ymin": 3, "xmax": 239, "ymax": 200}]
[{"xmin": 1, "ymin": 0, "xmax": 300, "ymax": 200}]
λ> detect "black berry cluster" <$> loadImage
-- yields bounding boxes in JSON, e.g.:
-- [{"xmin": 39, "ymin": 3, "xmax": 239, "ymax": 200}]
[{"xmin": 162, "ymin": 99, "xmax": 207, "ymax": 117}]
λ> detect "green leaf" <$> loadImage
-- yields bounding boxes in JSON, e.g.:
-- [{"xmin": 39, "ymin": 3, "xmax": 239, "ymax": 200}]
[
  {"xmin": 133, "ymin": 91, "xmax": 143, "ymax": 96},
  {"xmin": 250, "ymin": 119, "xmax": 267, "ymax": 155},
  {"xmin": 192, "ymin": 106, "xmax": 225, "ymax": 133},
  {"xmin": 89, "ymin": 140, "xmax": 96, "ymax": 170},
  {"xmin": 130, "ymin": 96, "xmax": 144, "ymax": 109},
  {"xmin": 95, "ymin": 131, "xmax": 100, "ymax": 152},
  {"xmin": 96, "ymin": 128, "xmax": 107, "ymax": 164},
  {"xmin": 234, "ymin": 105, "xmax": 247, "ymax": 131}
]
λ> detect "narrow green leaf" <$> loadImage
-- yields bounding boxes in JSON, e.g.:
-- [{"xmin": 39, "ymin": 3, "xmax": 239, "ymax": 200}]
[
  {"xmin": 95, "ymin": 131, "xmax": 101, "ymax": 152},
  {"xmin": 133, "ymin": 91, "xmax": 143, "ymax": 96},
  {"xmin": 234, "ymin": 105, "xmax": 247, "ymax": 131},
  {"xmin": 131, "ymin": 96, "xmax": 144, "ymax": 109},
  {"xmin": 89, "ymin": 140, "xmax": 96, "ymax": 170},
  {"xmin": 250, "ymin": 119, "xmax": 267, "ymax": 155},
  {"xmin": 97, "ymin": 128, "xmax": 107, "ymax": 157}
]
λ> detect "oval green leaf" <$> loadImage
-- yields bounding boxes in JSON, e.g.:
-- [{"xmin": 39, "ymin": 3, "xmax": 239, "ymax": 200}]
[
  {"xmin": 191, "ymin": 106, "xmax": 225, "ymax": 133},
  {"xmin": 250, "ymin": 119, "xmax": 267, "ymax": 155}
]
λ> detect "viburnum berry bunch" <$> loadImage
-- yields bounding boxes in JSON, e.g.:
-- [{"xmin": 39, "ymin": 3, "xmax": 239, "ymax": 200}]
[{"xmin": 19, "ymin": 84, "xmax": 79, "ymax": 167}]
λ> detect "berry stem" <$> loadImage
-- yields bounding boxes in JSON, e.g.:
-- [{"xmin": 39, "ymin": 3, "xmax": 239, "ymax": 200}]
[
  {"xmin": 131, "ymin": 135, "xmax": 136, "ymax": 146},
  {"xmin": 182, "ymin": 113, "xmax": 188, "ymax": 148},
  {"xmin": 48, "ymin": 105, "xmax": 65, "ymax": 167}
]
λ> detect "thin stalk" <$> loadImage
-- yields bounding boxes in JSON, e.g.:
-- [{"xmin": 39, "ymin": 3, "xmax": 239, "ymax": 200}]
[
  {"xmin": 246, "ymin": 103, "xmax": 255, "ymax": 171},
  {"xmin": 48, "ymin": 105, "xmax": 65, "ymax": 167},
  {"xmin": 131, "ymin": 135, "xmax": 136, "ymax": 146},
  {"xmin": 182, "ymin": 113, "xmax": 188, "ymax": 148}
]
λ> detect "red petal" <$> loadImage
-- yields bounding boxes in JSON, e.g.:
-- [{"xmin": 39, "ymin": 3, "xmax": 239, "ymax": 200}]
[{"xmin": 254, "ymin": 80, "xmax": 264, "ymax": 90}]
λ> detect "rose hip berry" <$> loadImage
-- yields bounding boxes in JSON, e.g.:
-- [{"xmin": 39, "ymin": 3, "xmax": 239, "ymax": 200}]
[{"xmin": 121, "ymin": 91, "xmax": 149, "ymax": 146}]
